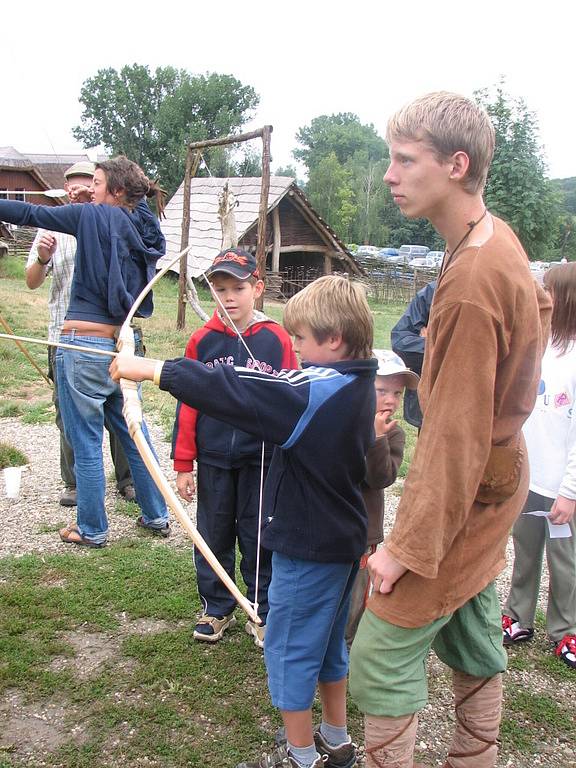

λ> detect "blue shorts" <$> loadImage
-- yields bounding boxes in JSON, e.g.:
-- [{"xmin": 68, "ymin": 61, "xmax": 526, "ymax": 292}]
[{"xmin": 264, "ymin": 552, "xmax": 358, "ymax": 711}]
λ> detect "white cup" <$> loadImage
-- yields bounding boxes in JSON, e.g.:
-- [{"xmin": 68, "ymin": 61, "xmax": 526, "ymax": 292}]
[{"xmin": 4, "ymin": 466, "xmax": 22, "ymax": 498}]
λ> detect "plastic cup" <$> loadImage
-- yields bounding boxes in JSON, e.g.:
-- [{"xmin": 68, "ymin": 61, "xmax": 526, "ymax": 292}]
[{"xmin": 4, "ymin": 466, "xmax": 22, "ymax": 498}]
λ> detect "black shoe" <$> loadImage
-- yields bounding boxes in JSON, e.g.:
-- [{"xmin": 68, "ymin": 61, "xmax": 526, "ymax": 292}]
[
  {"xmin": 118, "ymin": 484, "xmax": 136, "ymax": 502},
  {"xmin": 136, "ymin": 516, "xmax": 170, "ymax": 538},
  {"xmin": 236, "ymin": 745, "xmax": 324, "ymax": 767},
  {"xmin": 502, "ymin": 614, "xmax": 534, "ymax": 646},
  {"xmin": 314, "ymin": 729, "xmax": 357, "ymax": 768}
]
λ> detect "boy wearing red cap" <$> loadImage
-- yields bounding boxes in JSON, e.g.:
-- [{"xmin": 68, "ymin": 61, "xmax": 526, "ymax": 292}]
[{"xmin": 172, "ymin": 248, "xmax": 297, "ymax": 646}]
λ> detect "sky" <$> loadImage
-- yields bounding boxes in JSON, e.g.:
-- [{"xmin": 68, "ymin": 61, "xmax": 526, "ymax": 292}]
[{"xmin": 2, "ymin": 0, "xmax": 574, "ymax": 180}]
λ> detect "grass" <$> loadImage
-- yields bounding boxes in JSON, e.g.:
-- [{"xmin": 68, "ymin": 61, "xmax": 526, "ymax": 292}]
[
  {"xmin": 0, "ymin": 544, "xmax": 362, "ymax": 767},
  {"xmin": 501, "ymin": 684, "xmax": 576, "ymax": 754},
  {"xmin": 0, "ymin": 441, "xmax": 29, "ymax": 469}
]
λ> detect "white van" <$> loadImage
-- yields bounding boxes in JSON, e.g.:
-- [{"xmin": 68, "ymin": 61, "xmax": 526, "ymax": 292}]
[{"xmin": 392, "ymin": 244, "xmax": 429, "ymax": 265}]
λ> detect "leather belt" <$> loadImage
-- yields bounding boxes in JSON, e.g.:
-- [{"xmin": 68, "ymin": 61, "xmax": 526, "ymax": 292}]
[{"xmin": 61, "ymin": 327, "xmax": 117, "ymax": 339}]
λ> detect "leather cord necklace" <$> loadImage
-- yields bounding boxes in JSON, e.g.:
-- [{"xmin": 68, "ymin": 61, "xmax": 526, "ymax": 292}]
[{"xmin": 441, "ymin": 208, "xmax": 488, "ymax": 275}]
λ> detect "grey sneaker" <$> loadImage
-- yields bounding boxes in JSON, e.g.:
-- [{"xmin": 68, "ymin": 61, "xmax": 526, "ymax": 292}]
[
  {"xmin": 273, "ymin": 728, "xmax": 355, "ymax": 768},
  {"xmin": 314, "ymin": 730, "xmax": 357, "ymax": 768},
  {"xmin": 193, "ymin": 612, "xmax": 236, "ymax": 643},
  {"xmin": 59, "ymin": 487, "xmax": 77, "ymax": 507},
  {"xmin": 236, "ymin": 745, "xmax": 325, "ymax": 768}
]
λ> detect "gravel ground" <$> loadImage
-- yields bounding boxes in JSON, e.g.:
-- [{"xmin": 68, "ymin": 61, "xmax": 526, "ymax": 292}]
[
  {"xmin": 0, "ymin": 416, "xmax": 194, "ymax": 555},
  {"xmin": 1, "ymin": 417, "xmax": 574, "ymax": 768}
]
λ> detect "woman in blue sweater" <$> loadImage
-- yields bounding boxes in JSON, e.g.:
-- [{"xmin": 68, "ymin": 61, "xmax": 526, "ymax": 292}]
[{"xmin": 0, "ymin": 156, "xmax": 170, "ymax": 546}]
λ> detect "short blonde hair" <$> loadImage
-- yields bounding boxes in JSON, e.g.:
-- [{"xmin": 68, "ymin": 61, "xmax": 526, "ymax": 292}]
[
  {"xmin": 386, "ymin": 91, "xmax": 495, "ymax": 194},
  {"xmin": 283, "ymin": 275, "xmax": 373, "ymax": 359}
]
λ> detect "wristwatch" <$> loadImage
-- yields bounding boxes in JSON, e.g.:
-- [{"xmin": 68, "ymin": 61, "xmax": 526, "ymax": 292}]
[{"xmin": 36, "ymin": 256, "xmax": 51, "ymax": 266}]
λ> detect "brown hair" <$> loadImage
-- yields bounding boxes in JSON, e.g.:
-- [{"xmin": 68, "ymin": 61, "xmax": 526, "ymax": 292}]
[
  {"xmin": 283, "ymin": 275, "xmax": 373, "ymax": 359},
  {"xmin": 386, "ymin": 91, "xmax": 495, "ymax": 194},
  {"xmin": 95, "ymin": 156, "xmax": 167, "ymax": 219},
  {"xmin": 543, "ymin": 263, "xmax": 576, "ymax": 354}
]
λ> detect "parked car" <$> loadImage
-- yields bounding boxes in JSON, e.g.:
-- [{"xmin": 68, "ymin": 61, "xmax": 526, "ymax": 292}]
[
  {"xmin": 389, "ymin": 244, "xmax": 431, "ymax": 265},
  {"xmin": 408, "ymin": 257, "xmax": 431, "ymax": 268},
  {"xmin": 399, "ymin": 244, "xmax": 430, "ymax": 262},
  {"xmin": 356, "ymin": 245, "xmax": 380, "ymax": 258},
  {"xmin": 426, "ymin": 250, "xmax": 445, "ymax": 267},
  {"xmin": 377, "ymin": 247, "xmax": 400, "ymax": 260}
]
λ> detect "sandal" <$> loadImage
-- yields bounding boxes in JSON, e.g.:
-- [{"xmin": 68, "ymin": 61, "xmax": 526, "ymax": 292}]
[
  {"xmin": 193, "ymin": 613, "xmax": 236, "ymax": 642},
  {"xmin": 555, "ymin": 634, "xmax": 576, "ymax": 669},
  {"xmin": 59, "ymin": 523, "xmax": 106, "ymax": 548},
  {"xmin": 502, "ymin": 614, "xmax": 534, "ymax": 645}
]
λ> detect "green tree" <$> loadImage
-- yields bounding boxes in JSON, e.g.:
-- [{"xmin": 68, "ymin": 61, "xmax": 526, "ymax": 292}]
[
  {"xmin": 306, "ymin": 153, "xmax": 357, "ymax": 242},
  {"xmin": 294, "ymin": 114, "xmax": 388, "ymax": 243},
  {"xmin": 475, "ymin": 84, "xmax": 561, "ymax": 258},
  {"xmin": 274, "ymin": 164, "xmax": 299, "ymax": 178},
  {"xmin": 73, "ymin": 64, "xmax": 259, "ymax": 195},
  {"xmin": 294, "ymin": 113, "xmax": 387, "ymax": 169}
]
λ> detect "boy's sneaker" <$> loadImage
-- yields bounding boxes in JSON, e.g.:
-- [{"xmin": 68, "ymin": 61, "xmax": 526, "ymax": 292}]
[
  {"xmin": 236, "ymin": 745, "xmax": 325, "ymax": 768},
  {"xmin": 314, "ymin": 729, "xmax": 357, "ymax": 768},
  {"xmin": 502, "ymin": 614, "xmax": 534, "ymax": 645},
  {"xmin": 245, "ymin": 620, "xmax": 266, "ymax": 648},
  {"xmin": 273, "ymin": 728, "xmax": 357, "ymax": 768},
  {"xmin": 193, "ymin": 612, "xmax": 236, "ymax": 642},
  {"xmin": 555, "ymin": 634, "xmax": 576, "ymax": 669}
]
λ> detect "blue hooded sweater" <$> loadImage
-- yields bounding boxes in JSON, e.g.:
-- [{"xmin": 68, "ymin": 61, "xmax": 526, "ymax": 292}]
[
  {"xmin": 160, "ymin": 356, "xmax": 378, "ymax": 562},
  {"xmin": 0, "ymin": 199, "xmax": 165, "ymax": 324}
]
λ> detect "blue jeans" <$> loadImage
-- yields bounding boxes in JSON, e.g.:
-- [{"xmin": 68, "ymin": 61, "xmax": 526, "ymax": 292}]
[{"xmin": 56, "ymin": 333, "xmax": 169, "ymax": 544}]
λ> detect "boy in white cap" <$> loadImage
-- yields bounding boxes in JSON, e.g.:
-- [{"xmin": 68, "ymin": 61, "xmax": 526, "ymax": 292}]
[{"xmin": 345, "ymin": 350, "xmax": 417, "ymax": 646}]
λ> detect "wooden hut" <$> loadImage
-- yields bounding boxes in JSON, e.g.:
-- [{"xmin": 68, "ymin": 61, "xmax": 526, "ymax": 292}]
[
  {"xmin": 157, "ymin": 176, "xmax": 362, "ymax": 297},
  {"xmin": 0, "ymin": 147, "xmax": 62, "ymax": 206}
]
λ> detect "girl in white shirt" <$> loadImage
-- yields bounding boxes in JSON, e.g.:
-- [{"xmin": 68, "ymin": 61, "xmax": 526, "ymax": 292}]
[{"xmin": 503, "ymin": 263, "xmax": 576, "ymax": 670}]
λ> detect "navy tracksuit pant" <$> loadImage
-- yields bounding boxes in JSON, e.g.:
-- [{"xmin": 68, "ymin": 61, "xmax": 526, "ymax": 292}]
[{"xmin": 194, "ymin": 462, "xmax": 272, "ymax": 623}]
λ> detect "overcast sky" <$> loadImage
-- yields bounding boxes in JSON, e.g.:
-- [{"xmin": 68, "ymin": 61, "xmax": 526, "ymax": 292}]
[{"xmin": 2, "ymin": 0, "xmax": 573, "ymax": 179}]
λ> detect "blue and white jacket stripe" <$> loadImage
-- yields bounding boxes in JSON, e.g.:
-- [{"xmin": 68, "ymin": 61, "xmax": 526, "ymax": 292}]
[{"xmin": 161, "ymin": 357, "xmax": 377, "ymax": 562}]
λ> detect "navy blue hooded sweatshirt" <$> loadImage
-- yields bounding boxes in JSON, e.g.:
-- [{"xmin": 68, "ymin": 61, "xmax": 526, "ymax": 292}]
[
  {"xmin": 0, "ymin": 199, "xmax": 164, "ymax": 324},
  {"xmin": 160, "ymin": 356, "xmax": 377, "ymax": 562}
]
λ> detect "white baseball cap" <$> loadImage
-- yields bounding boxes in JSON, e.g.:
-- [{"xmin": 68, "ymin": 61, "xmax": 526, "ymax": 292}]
[{"xmin": 373, "ymin": 349, "xmax": 420, "ymax": 390}]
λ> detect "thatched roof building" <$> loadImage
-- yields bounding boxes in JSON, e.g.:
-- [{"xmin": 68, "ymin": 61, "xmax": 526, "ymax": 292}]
[{"xmin": 157, "ymin": 176, "xmax": 361, "ymax": 290}]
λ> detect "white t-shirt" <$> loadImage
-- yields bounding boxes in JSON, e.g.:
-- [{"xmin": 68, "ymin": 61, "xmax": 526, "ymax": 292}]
[{"xmin": 523, "ymin": 340, "xmax": 576, "ymax": 500}]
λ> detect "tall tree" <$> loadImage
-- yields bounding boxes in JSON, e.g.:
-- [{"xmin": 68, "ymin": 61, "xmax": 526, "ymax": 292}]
[
  {"xmin": 294, "ymin": 114, "xmax": 388, "ymax": 243},
  {"xmin": 306, "ymin": 153, "xmax": 357, "ymax": 242},
  {"xmin": 73, "ymin": 65, "xmax": 259, "ymax": 195},
  {"xmin": 475, "ymin": 84, "xmax": 561, "ymax": 258},
  {"xmin": 295, "ymin": 113, "xmax": 387, "ymax": 170}
]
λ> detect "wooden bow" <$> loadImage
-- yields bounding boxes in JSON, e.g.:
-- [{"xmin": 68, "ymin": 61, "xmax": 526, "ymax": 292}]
[{"xmin": 117, "ymin": 248, "xmax": 260, "ymax": 624}]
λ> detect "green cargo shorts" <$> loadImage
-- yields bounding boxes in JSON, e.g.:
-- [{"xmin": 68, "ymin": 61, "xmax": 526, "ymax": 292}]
[{"xmin": 349, "ymin": 583, "xmax": 507, "ymax": 717}]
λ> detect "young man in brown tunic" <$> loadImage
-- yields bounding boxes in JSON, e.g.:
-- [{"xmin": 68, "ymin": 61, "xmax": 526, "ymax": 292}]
[{"xmin": 349, "ymin": 92, "xmax": 552, "ymax": 768}]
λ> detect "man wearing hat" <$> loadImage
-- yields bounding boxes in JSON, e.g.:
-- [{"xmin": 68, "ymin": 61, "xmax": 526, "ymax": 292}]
[
  {"xmin": 345, "ymin": 350, "xmax": 418, "ymax": 647},
  {"xmin": 26, "ymin": 160, "xmax": 136, "ymax": 507}
]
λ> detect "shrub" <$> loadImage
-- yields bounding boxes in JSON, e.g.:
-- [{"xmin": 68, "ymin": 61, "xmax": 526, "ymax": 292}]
[{"xmin": 0, "ymin": 441, "xmax": 29, "ymax": 468}]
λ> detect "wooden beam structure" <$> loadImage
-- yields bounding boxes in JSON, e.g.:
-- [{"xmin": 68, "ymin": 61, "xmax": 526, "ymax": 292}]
[{"xmin": 177, "ymin": 126, "xmax": 273, "ymax": 325}]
